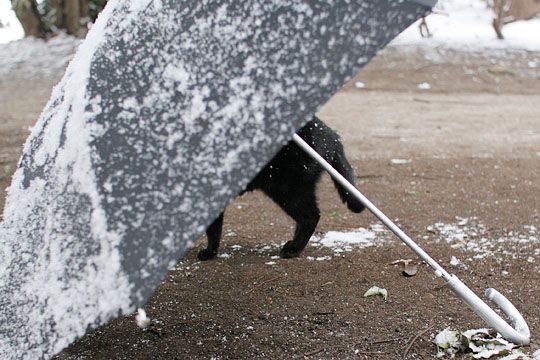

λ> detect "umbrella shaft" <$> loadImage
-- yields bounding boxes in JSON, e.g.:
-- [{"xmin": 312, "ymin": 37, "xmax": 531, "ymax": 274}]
[{"xmin": 292, "ymin": 134, "xmax": 451, "ymax": 281}]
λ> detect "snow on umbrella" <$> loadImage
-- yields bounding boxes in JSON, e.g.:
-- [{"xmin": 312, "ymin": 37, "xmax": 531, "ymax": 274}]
[{"xmin": 0, "ymin": 0, "xmax": 435, "ymax": 358}]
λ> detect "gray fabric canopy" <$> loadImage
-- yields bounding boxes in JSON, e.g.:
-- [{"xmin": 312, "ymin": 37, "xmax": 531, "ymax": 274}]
[{"xmin": 0, "ymin": 0, "xmax": 436, "ymax": 358}]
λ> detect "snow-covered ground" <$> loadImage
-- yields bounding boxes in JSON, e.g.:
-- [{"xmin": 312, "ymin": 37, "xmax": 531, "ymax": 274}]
[
  {"xmin": 393, "ymin": 0, "xmax": 540, "ymax": 51},
  {"xmin": 0, "ymin": 33, "xmax": 80, "ymax": 79},
  {"xmin": 0, "ymin": 0, "xmax": 23, "ymax": 44}
]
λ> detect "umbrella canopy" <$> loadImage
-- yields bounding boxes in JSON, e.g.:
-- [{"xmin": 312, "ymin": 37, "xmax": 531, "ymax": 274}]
[{"xmin": 0, "ymin": 0, "xmax": 435, "ymax": 358}]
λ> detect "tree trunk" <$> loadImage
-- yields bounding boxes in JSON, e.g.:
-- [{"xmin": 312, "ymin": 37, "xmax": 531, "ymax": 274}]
[
  {"xmin": 11, "ymin": 0, "xmax": 46, "ymax": 38},
  {"xmin": 48, "ymin": 0, "xmax": 64, "ymax": 29},
  {"xmin": 80, "ymin": 0, "xmax": 89, "ymax": 19},
  {"xmin": 64, "ymin": 0, "xmax": 80, "ymax": 35}
]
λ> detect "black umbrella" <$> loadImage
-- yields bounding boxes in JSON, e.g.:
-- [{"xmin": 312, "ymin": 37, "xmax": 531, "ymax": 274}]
[{"xmin": 0, "ymin": 1, "xmax": 436, "ymax": 358}]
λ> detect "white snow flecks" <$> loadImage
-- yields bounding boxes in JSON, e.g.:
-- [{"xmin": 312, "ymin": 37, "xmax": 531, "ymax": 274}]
[
  {"xmin": 427, "ymin": 218, "xmax": 539, "ymax": 261},
  {"xmin": 0, "ymin": 1, "xmax": 131, "ymax": 358},
  {"xmin": 310, "ymin": 224, "xmax": 389, "ymax": 253}
]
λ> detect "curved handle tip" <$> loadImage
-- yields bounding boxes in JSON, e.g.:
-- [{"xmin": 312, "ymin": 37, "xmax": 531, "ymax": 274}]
[
  {"xmin": 447, "ymin": 276, "xmax": 530, "ymax": 345},
  {"xmin": 485, "ymin": 288, "xmax": 530, "ymax": 344}
]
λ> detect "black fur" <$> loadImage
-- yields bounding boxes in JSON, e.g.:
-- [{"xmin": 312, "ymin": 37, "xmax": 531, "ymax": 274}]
[{"xmin": 197, "ymin": 116, "xmax": 365, "ymax": 261}]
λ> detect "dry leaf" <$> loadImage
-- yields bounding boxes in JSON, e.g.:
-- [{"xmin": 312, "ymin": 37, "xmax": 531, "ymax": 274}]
[
  {"xmin": 391, "ymin": 259, "xmax": 418, "ymax": 277},
  {"xmin": 403, "ymin": 263, "xmax": 418, "ymax": 277}
]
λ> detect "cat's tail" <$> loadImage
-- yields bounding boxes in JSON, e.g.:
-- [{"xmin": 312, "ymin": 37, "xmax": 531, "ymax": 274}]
[{"xmin": 331, "ymin": 149, "xmax": 365, "ymax": 213}]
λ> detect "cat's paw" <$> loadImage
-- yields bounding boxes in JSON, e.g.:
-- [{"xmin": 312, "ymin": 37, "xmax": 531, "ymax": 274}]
[
  {"xmin": 197, "ymin": 249, "xmax": 217, "ymax": 261},
  {"xmin": 280, "ymin": 242, "xmax": 302, "ymax": 258}
]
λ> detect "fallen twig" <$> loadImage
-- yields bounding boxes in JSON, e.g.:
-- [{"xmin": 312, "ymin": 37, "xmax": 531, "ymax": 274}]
[
  {"xmin": 356, "ymin": 350, "xmax": 389, "ymax": 356},
  {"xmin": 402, "ymin": 324, "xmax": 435, "ymax": 359},
  {"xmin": 303, "ymin": 348, "xmax": 324, "ymax": 357},
  {"xmin": 245, "ymin": 275, "xmax": 283, "ymax": 294}
]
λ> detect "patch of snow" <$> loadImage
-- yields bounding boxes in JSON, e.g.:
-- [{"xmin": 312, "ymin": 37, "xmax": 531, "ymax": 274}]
[
  {"xmin": 218, "ymin": 253, "xmax": 231, "ymax": 259},
  {"xmin": 306, "ymin": 256, "xmax": 332, "ymax": 261},
  {"xmin": 354, "ymin": 81, "xmax": 365, "ymax": 89},
  {"xmin": 265, "ymin": 261, "xmax": 276, "ymax": 266},
  {"xmin": 0, "ymin": 0, "xmax": 23, "ymax": 44},
  {"xmin": 390, "ymin": 158, "xmax": 412, "ymax": 165},
  {"xmin": 0, "ymin": 33, "xmax": 80, "ymax": 79},
  {"xmin": 417, "ymin": 82, "xmax": 431, "ymax": 90},
  {"xmin": 310, "ymin": 224, "xmax": 389, "ymax": 253},
  {"xmin": 427, "ymin": 218, "xmax": 539, "ymax": 261},
  {"xmin": 371, "ymin": 224, "xmax": 386, "ymax": 233},
  {"xmin": 393, "ymin": 0, "xmax": 540, "ymax": 51},
  {"xmin": 135, "ymin": 308, "xmax": 151, "ymax": 329},
  {"xmin": 449, "ymin": 256, "xmax": 460, "ymax": 267}
]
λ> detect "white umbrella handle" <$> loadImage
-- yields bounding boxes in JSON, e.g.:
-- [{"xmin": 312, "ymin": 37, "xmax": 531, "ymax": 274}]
[
  {"xmin": 446, "ymin": 276, "xmax": 530, "ymax": 345},
  {"xmin": 292, "ymin": 134, "xmax": 530, "ymax": 345}
]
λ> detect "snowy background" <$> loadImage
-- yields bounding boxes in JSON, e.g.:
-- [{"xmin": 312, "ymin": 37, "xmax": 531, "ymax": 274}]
[
  {"xmin": 0, "ymin": 0, "xmax": 22, "ymax": 44},
  {"xmin": 393, "ymin": 0, "xmax": 540, "ymax": 51},
  {"xmin": 1, "ymin": 0, "xmax": 540, "ymax": 49}
]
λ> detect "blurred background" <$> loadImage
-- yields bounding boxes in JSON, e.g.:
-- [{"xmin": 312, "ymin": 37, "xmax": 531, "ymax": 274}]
[{"xmin": 1, "ymin": 0, "xmax": 539, "ymax": 47}]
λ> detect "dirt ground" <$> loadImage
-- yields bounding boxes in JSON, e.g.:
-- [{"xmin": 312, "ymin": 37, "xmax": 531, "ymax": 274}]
[{"xmin": 1, "ymin": 44, "xmax": 539, "ymax": 359}]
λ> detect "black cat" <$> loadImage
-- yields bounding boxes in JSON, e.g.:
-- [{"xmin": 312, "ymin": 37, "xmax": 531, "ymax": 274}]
[{"xmin": 198, "ymin": 116, "xmax": 365, "ymax": 260}]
